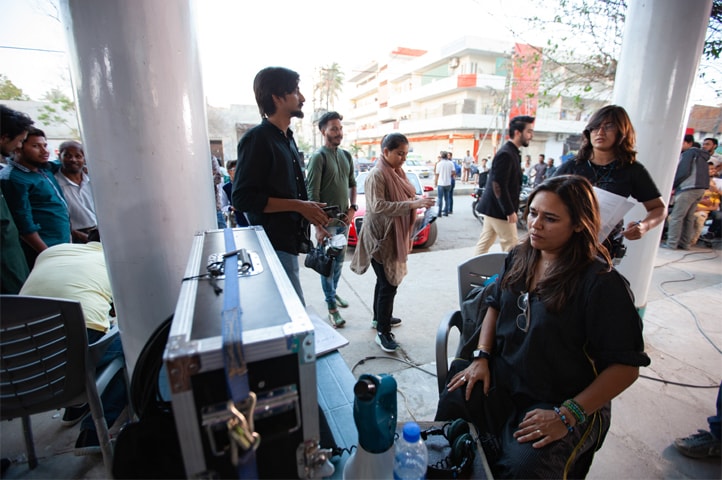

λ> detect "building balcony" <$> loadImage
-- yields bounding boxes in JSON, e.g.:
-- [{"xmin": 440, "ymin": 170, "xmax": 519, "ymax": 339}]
[{"xmin": 387, "ymin": 74, "xmax": 506, "ymax": 108}]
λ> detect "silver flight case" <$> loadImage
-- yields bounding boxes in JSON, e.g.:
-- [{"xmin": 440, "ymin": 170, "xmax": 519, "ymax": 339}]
[{"xmin": 164, "ymin": 227, "xmax": 319, "ymax": 478}]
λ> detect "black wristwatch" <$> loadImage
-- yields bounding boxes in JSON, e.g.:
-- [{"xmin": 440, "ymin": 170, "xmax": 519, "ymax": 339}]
[
  {"xmin": 472, "ymin": 349, "xmax": 491, "ymax": 361},
  {"xmin": 350, "ymin": 204, "xmax": 359, "ymax": 211}
]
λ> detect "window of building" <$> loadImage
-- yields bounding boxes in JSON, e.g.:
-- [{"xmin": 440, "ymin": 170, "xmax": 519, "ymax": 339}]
[
  {"xmin": 443, "ymin": 103, "xmax": 457, "ymax": 115},
  {"xmin": 460, "ymin": 62, "xmax": 478, "ymax": 75},
  {"xmin": 462, "ymin": 99, "xmax": 476, "ymax": 114}
]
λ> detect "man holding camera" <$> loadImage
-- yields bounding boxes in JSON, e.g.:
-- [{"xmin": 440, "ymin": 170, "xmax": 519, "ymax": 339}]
[
  {"xmin": 232, "ymin": 67, "xmax": 328, "ymax": 306},
  {"xmin": 305, "ymin": 111, "xmax": 357, "ymax": 327}
]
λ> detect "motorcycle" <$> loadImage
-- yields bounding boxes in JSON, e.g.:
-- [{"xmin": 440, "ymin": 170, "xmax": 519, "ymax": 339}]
[
  {"xmin": 472, "ymin": 185, "xmax": 531, "ymax": 230},
  {"xmin": 471, "ymin": 186, "xmax": 485, "ymax": 225}
]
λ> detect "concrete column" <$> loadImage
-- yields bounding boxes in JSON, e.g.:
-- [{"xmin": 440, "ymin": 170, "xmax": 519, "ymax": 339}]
[
  {"xmin": 613, "ymin": 0, "xmax": 712, "ymax": 311},
  {"xmin": 60, "ymin": 0, "xmax": 216, "ymax": 372}
]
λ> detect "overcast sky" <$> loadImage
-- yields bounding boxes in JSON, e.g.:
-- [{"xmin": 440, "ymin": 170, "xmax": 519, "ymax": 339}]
[{"xmin": 1, "ymin": 0, "xmax": 718, "ymax": 108}]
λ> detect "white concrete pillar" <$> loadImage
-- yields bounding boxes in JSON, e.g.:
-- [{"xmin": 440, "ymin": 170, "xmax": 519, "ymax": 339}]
[
  {"xmin": 60, "ymin": 0, "xmax": 216, "ymax": 372},
  {"xmin": 613, "ymin": 0, "xmax": 712, "ymax": 312}
]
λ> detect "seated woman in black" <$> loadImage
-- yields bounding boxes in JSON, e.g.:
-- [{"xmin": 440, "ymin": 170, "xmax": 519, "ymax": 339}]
[{"xmin": 436, "ymin": 174, "xmax": 650, "ymax": 479}]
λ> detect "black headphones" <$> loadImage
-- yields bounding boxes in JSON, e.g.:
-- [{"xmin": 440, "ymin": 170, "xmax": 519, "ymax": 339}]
[{"xmin": 420, "ymin": 419, "xmax": 475, "ymax": 479}]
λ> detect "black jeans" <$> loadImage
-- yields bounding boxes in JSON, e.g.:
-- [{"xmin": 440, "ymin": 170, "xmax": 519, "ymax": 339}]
[{"xmin": 371, "ymin": 259, "xmax": 397, "ymax": 334}]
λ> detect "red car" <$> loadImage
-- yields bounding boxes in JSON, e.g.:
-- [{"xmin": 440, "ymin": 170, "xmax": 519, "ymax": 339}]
[{"xmin": 347, "ymin": 171, "xmax": 438, "ymax": 249}]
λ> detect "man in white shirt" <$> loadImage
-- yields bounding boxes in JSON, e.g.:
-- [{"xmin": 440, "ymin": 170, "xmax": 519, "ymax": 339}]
[
  {"xmin": 54, "ymin": 141, "xmax": 97, "ymax": 243},
  {"xmin": 462, "ymin": 150, "xmax": 473, "ymax": 183},
  {"xmin": 434, "ymin": 151, "xmax": 455, "ymax": 217}
]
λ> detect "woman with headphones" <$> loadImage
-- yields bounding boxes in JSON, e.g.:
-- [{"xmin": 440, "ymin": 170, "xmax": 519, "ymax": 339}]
[{"xmin": 438, "ymin": 175, "xmax": 650, "ymax": 478}]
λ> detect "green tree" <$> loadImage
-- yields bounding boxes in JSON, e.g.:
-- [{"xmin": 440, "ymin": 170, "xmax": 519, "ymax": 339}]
[
  {"xmin": 311, "ymin": 63, "xmax": 345, "ymax": 149},
  {"xmin": 37, "ymin": 88, "xmax": 79, "ymax": 138},
  {"xmin": 313, "ymin": 63, "xmax": 344, "ymax": 115},
  {"xmin": 514, "ymin": 0, "xmax": 721, "ymax": 104},
  {"xmin": 0, "ymin": 74, "xmax": 30, "ymax": 100}
]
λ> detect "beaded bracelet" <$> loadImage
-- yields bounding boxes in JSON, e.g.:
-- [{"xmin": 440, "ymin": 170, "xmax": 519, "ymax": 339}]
[
  {"xmin": 553, "ymin": 406, "xmax": 574, "ymax": 433},
  {"xmin": 562, "ymin": 399, "xmax": 587, "ymax": 424}
]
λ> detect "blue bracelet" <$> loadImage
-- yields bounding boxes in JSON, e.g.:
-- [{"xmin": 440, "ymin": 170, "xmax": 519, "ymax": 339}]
[{"xmin": 554, "ymin": 406, "xmax": 574, "ymax": 433}]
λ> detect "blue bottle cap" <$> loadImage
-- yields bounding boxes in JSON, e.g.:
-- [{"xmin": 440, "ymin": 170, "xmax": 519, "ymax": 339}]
[{"xmin": 402, "ymin": 422, "xmax": 421, "ymax": 442}]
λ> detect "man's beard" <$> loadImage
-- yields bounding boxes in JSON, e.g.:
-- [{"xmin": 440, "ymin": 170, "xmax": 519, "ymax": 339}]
[{"xmin": 291, "ymin": 109, "xmax": 304, "ymax": 119}]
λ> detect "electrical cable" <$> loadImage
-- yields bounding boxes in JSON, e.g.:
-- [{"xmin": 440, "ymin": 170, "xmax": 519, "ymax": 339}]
[
  {"xmin": 653, "ymin": 249, "xmax": 722, "ymax": 355},
  {"xmin": 351, "ymin": 355, "xmax": 437, "ymax": 377},
  {"xmin": 639, "ymin": 374, "xmax": 718, "ymax": 389},
  {"xmin": 396, "ymin": 387, "xmax": 417, "ymax": 423}
]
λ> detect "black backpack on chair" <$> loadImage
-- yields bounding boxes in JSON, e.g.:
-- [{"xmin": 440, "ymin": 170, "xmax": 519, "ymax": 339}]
[{"xmin": 112, "ymin": 316, "xmax": 185, "ymax": 479}]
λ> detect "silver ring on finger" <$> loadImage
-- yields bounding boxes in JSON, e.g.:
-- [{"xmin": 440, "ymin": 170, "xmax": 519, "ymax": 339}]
[
  {"xmin": 536, "ymin": 429, "xmax": 542, "ymax": 436},
  {"xmin": 461, "ymin": 376, "xmax": 467, "ymax": 382}
]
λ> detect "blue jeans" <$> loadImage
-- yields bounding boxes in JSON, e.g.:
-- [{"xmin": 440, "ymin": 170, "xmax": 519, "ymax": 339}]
[
  {"xmin": 449, "ymin": 177, "xmax": 455, "ymax": 213},
  {"xmin": 216, "ymin": 210, "xmax": 227, "ymax": 229},
  {"xmin": 321, "ymin": 225, "xmax": 348, "ymax": 309},
  {"xmin": 437, "ymin": 185, "xmax": 452, "ymax": 216},
  {"xmin": 80, "ymin": 329, "xmax": 126, "ymax": 432},
  {"xmin": 276, "ymin": 250, "xmax": 305, "ymax": 306}
]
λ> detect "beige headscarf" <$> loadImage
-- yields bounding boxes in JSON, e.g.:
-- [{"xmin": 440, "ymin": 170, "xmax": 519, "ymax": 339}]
[{"xmin": 376, "ymin": 155, "xmax": 418, "ymax": 263}]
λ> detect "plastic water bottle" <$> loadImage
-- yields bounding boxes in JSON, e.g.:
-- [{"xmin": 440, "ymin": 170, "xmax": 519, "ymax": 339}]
[{"xmin": 393, "ymin": 422, "xmax": 428, "ymax": 480}]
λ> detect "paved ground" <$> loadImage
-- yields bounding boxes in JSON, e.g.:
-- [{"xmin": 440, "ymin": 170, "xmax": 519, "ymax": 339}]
[{"xmin": 2, "ymin": 187, "xmax": 720, "ymax": 479}]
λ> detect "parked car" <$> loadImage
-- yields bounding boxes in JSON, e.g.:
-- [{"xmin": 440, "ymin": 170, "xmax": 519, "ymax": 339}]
[
  {"xmin": 403, "ymin": 159, "xmax": 432, "ymax": 178},
  {"xmin": 348, "ymin": 172, "xmax": 438, "ymax": 249},
  {"xmin": 356, "ymin": 158, "xmax": 374, "ymax": 173}
]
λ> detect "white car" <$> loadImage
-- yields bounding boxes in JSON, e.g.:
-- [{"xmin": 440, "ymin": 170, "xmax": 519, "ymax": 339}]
[{"xmin": 403, "ymin": 159, "xmax": 431, "ymax": 178}]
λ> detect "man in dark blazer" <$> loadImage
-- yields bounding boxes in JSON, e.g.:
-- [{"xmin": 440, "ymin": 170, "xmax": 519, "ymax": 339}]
[{"xmin": 473, "ymin": 115, "xmax": 535, "ymax": 255}]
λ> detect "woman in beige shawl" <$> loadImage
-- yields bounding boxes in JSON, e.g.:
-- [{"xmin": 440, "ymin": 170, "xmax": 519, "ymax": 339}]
[{"xmin": 351, "ymin": 133, "xmax": 435, "ymax": 352}]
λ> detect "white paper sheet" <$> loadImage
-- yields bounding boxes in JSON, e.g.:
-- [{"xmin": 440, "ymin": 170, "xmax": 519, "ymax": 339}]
[
  {"xmin": 593, "ymin": 187, "xmax": 636, "ymax": 241},
  {"xmin": 307, "ymin": 306, "xmax": 349, "ymax": 356}
]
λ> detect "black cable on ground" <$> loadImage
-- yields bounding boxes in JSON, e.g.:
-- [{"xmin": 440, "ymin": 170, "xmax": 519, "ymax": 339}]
[
  {"xmin": 653, "ymin": 249, "xmax": 722, "ymax": 355},
  {"xmin": 639, "ymin": 374, "xmax": 718, "ymax": 389},
  {"xmin": 351, "ymin": 355, "xmax": 437, "ymax": 377}
]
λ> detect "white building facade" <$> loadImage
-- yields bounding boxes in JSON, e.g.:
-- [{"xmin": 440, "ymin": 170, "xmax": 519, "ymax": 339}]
[{"xmin": 342, "ymin": 36, "xmax": 612, "ymax": 167}]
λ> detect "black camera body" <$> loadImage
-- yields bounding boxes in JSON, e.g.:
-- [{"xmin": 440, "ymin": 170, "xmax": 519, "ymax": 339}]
[
  {"xmin": 304, "ymin": 245, "xmax": 332, "ymax": 276},
  {"xmin": 322, "ymin": 205, "xmax": 341, "ymax": 218}
]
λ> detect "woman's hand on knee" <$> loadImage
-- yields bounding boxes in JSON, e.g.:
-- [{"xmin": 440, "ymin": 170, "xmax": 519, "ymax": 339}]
[
  {"xmin": 447, "ymin": 360, "xmax": 490, "ymax": 400},
  {"xmin": 513, "ymin": 408, "xmax": 571, "ymax": 448}
]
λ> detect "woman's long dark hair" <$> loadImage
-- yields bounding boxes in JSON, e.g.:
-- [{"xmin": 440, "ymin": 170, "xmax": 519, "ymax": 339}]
[
  {"xmin": 502, "ymin": 175, "xmax": 612, "ymax": 312},
  {"xmin": 575, "ymin": 104, "xmax": 638, "ymax": 166}
]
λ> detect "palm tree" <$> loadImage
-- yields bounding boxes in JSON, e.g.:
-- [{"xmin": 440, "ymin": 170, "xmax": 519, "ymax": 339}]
[
  {"xmin": 312, "ymin": 63, "xmax": 345, "ymax": 148},
  {"xmin": 314, "ymin": 63, "xmax": 344, "ymax": 114}
]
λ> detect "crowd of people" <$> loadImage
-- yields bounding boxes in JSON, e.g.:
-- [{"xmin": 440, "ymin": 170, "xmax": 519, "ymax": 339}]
[
  {"xmin": 0, "ymin": 104, "xmax": 121, "ymax": 457},
  {"xmin": 228, "ymin": 66, "xmax": 717, "ymax": 476},
  {"xmin": 3, "ymin": 66, "xmax": 720, "ymax": 477}
]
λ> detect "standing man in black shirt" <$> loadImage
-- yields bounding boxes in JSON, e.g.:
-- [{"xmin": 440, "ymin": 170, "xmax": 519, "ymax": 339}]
[
  {"xmin": 473, "ymin": 115, "xmax": 535, "ymax": 255},
  {"xmin": 232, "ymin": 67, "xmax": 329, "ymax": 305}
]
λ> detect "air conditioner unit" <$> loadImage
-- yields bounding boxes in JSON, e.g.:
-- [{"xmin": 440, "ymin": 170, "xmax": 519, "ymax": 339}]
[{"xmin": 556, "ymin": 133, "xmax": 566, "ymax": 142}]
